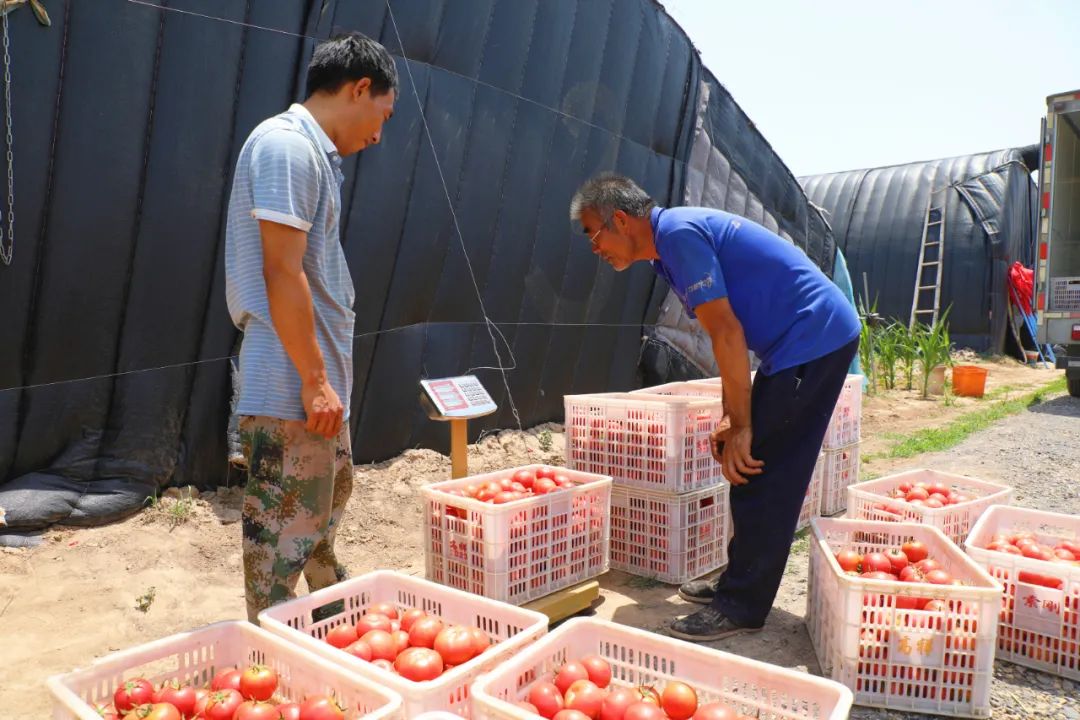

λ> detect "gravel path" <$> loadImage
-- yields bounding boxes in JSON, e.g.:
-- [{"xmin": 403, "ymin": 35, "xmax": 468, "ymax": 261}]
[{"xmin": 844, "ymin": 393, "xmax": 1080, "ymax": 719}]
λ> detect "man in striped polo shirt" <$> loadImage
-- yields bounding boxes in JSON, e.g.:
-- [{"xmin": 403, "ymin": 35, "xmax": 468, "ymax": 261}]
[{"xmin": 225, "ymin": 33, "xmax": 397, "ymax": 622}]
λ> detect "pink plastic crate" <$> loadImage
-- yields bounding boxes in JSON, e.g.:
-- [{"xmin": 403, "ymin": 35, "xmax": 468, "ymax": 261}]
[
  {"xmin": 47, "ymin": 621, "xmax": 402, "ymax": 720},
  {"xmin": 472, "ymin": 618, "xmax": 853, "ymax": 720},
  {"xmin": 610, "ymin": 482, "xmax": 730, "ymax": 584},
  {"xmin": 797, "ymin": 452, "xmax": 825, "ymax": 533},
  {"xmin": 965, "ymin": 505, "xmax": 1080, "ymax": 680},
  {"xmin": 819, "ymin": 442, "xmax": 861, "ymax": 516},
  {"xmin": 258, "ymin": 571, "xmax": 548, "ymax": 718},
  {"xmin": 422, "ymin": 464, "xmax": 611, "ymax": 605},
  {"xmin": 823, "ymin": 375, "xmax": 862, "ymax": 449},
  {"xmin": 565, "ymin": 392, "xmax": 726, "ymax": 493},
  {"xmin": 846, "ymin": 470, "xmax": 1013, "ymax": 545},
  {"xmin": 807, "ymin": 518, "xmax": 1002, "ymax": 718}
]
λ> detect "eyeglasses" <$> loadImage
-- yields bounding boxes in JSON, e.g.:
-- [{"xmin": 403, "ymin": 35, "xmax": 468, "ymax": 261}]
[{"xmin": 588, "ymin": 228, "xmax": 602, "ymax": 247}]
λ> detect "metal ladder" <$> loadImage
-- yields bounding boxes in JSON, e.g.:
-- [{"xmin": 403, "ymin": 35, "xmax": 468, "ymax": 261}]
[{"xmin": 909, "ymin": 191, "xmax": 946, "ymax": 328}]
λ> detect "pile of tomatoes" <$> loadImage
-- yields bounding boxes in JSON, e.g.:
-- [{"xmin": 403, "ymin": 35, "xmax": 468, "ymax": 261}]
[
  {"xmin": 322, "ymin": 602, "xmax": 490, "ymax": 681},
  {"xmin": 981, "ymin": 530, "xmax": 1079, "ymax": 587},
  {"xmin": 515, "ymin": 655, "xmax": 751, "ymax": 720},
  {"xmin": 443, "ymin": 467, "xmax": 577, "ymax": 506},
  {"xmin": 96, "ymin": 665, "xmax": 345, "ymax": 719},
  {"xmin": 834, "ymin": 539, "xmax": 970, "ymax": 609},
  {"xmin": 875, "ymin": 478, "xmax": 976, "ymax": 511}
]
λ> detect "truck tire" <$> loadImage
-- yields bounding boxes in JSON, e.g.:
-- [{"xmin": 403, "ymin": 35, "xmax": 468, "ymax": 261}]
[{"xmin": 1070, "ymin": 376, "xmax": 1080, "ymax": 398}]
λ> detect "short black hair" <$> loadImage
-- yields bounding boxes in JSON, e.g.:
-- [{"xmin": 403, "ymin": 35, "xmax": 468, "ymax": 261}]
[{"xmin": 306, "ymin": 32, "xmax": 399, "ymax": 98}]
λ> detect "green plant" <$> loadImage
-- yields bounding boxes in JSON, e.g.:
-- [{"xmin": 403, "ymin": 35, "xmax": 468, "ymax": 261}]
[
  {"xmin": 857, "ymin": 298, "xmax": 879, "ymax": 395},
  {"xmin": 538, "ymin": 429, "xmax": 553, "ymax": 453},
  {"xmin": 135, "ymin": 586, "xmax": 156, "ymax": 613},
  {"xmin": 915, "ymin": 309, "xmax": 953, "ymax": 399},
  {"xmin": 875, "ymin": 323, "xmax": 905, "ymax": 391},
  {"xmin": 896, "ymin": 324, "xmax": 918, "ymax": 391}
]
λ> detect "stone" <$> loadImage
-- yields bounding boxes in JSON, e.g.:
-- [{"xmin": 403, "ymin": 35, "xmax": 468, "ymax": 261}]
[{"xmin": 220, "ymin": 509, "xmax": 242, "ymax": 524}]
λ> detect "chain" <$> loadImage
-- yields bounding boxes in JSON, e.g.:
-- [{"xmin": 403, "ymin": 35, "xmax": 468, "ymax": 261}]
[{"xmin": 0, "ymin": 9, "xmax": 12, "ymax": 265}]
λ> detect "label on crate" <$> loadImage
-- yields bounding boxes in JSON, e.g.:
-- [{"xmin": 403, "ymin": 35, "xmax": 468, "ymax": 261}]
[
  {"xmin": 890, "ymin": 622, "xmax": 945, "ymax": 667},
  {"xmin": 1014, "ymin": 582, "xmax": 1066, "ymax": 635}
]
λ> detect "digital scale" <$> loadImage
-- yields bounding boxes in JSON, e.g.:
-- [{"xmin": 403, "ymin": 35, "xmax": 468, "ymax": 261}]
[{"xmin": 419, "ymin": 375, "xmax": 497, "ymax": 478}]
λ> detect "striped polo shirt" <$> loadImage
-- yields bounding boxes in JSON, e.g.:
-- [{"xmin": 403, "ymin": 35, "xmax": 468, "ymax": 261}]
[{"xmin": 225, "ymin": 104, "xmax": 355, "ymax": 421}]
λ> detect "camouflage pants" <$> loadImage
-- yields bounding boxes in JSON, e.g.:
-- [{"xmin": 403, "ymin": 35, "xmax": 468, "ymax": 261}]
[{"xmin": 239, "ymin": 416, "xmax": 353, "ymax": 623}]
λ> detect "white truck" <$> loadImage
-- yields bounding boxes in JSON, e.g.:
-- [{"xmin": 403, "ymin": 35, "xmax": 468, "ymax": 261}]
[{"xmin": 1036, "ymin": 89, "xmax": 1080, "ymax": 397}]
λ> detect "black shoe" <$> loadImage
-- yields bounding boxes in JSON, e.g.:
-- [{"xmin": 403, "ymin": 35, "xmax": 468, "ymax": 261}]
[
  {"xmin": 677, "ymin": 578, "xmax": 717, "ymax": 604},
  {"xmin": 669, "ymin": 606, "xmax": 763, "ymax": 642},
  {"xmin": 311, "ymin": 599, "xmax": 345, "ymax": 623}
]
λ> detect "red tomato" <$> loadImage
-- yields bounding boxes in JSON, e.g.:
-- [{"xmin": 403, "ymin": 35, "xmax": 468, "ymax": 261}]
[
  {"xmin": 324, "ymin": 624, "xmax": 358, "ymax": 649},
  {"xmin": 355, "ymin": 613, "xmax": 393, "ymax": 636},
  {"xmin": 298, "ymin": 695, "xmax": 346, "ymax": 720},
  {"xmin": 234, "ymin": 701, "xmax": 280, "ymax": 720},
  {"xmin": 624, "ymin": 702, "xmax": 666, "ymax": 720},
  {"xmin": 203, "ymin": 690, "xmax": 244, "ymax": 720},
  {"xmin": 361, "ymin": 630, "xmax": 398, "ymax": 661},
  {"xmin": 835, "ymin": 550, "xmax": 862, "ymax": 573},
  {"xmin": 434, "ymin": 625, "xmax": 476, "ymax": 665},
  {"xmin": 924, "ymin": 499, "xmax": 944, "ymax": 509},
  {"xmin": 1019, "ymin": 571, "xmax": 1064, "ymax": 589},
  {"xmin": 534, "ymin": 479, "xmax": 558, "ymax": 495},
  {"xmin": 899, "ymin": 565, "xmax": 924, "ymax": 583},
  {"xmin": 924, "ymin": 600, "xmax": 948, "ymax": 611},
  {"xmin": 894, "ymin": 595, "xmax": 918, "ymax": 610},
  {"xmin": 555, "ymin": 662, "xmax": 590, "ymax": 695},
  {"xmin": 395, "ymin": 647, "xmax": 445, "ymax": 682},
  {"xmin": 156, "ymin": 683, "xmax": 197, "ymax": 718},
  {"xmin": 345, "ymin": 639, "xmax": 373, "ymax": 661},
  {"xmin": 401, "ymin": 608, "xmax": 426, "ymax": 633},
  {"xmin": 554, "ymin": 712, "xmax": 593, "ymax": 720},
  {"xmin": 901, "ymin": 541, "xmax": 928, "ymax": 563},
  {"xmin": 391, "ymin": 630, "xmax": 411, "ymax": 655},
  {"xmin": 905, "ymin": 488, "xmax": 930, "ymax": 502},
  {"xmin": 862, "ymin": 552, "xmax": 893, "ymax": 574},
  {"xmin": 469, "ymin": 626, "xmax": 491, "ymax": 657},
  {"xmin": 884, "ymin": 549, "xmax": 909, "ymax": 573},
  {"xmin": 528, "ymin": 682, "xmax": 565, "ymax": 719},
  {"xmin": 276, "ymin": 703, "xmax": 302, "ymax": 720},
  {"xmin": 239, "ymin": 665, "xmax": 278, "ymax": 701},
  {"xmin": 926, "ymin": 481, "xmax": 950, "ymax": 496},
  {"xmin": 925, "ymin": 569, "xmax": 953, "ymax": 585},
  {"xmin": 897, "ymin": 482, "xmax": 913, "ymax": 493},
  {"xmin": 565, "ymin": 680, "xmax": 605, "ymax": 720},
  {"xmin": 579, "ymin": 655, "xmax": 611, "ymax": 689},
  {"xmin": 1054, "ymin": 548, "xmax": 1077, "ymax": 561},
  {"xmin": 368, "ymin": 602, "xmax": 399, "ymax": 620},
  {"xmin": 861, "ymin": 571, "xmax": 895, "ymax": 581},
  {"xmin": 125, "ymin": 704, "xmax": 182, "ymax": 720},
  {"xmin": 114, "ymin": 679, "xmax": 155, "ymax": 712},
  {"xmin": 515, "ymin": 469, "xmax": 540, "ymax": 488},
  {"xmin": 692, "ymin": 703, "xmax": 738, "ymax": 720},
  {"xmin": 476, "ymin": 482, "xmax": 502, "ymax": 502},
  {"xmin": 1060, "ymin": 540, "xmax": 1080, "ymax": 556},
  {"xmin": 494, "ymin": 491, "xmax": 520, "ymax": 504},
  {"xmin": 535, "ymin": 466, "xmax": 558, "ymax": 481},
  {"xmin": 555, "ymin": 475, "xmax": 574, "ymax": 488},
  {"xmin": 660, "ymin": 682, "xmax": 697, "ymax": 720},
  {"xmin": 915, "ymin": 559, "xmax": 941, "ymax": 574},
  {"xmin": 600, "ymin": 688, "xmax": 639, "ymax": 720},
  {"xmin": 409, "ymin": 616, "xmax": 445, "ymax": 648}
]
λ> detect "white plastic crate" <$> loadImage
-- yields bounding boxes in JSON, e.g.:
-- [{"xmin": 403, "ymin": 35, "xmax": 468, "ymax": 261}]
[
  {"xmin": 47, "ymin": 621, "xmax": 402, "ymax": 720},
  {"xmin": 807, "ymin": 518, "xmax": 1003, "ymax": 718},
  {"xmin": 630, "ymin": 380, "xmax": 726, "ymax": 401},
  {"xmin": 965, "ymin": 505, "xmax": 1080, "ymax": 680},
  {"xmin": 823, "ymin": 374, "xmax": 862, "ymax": 449},
  {"xmin": 565, "ymin": 392, "xmax": 726, "ymax": 493},
  {"xmin": 610, "ymin": 482, "xmax": 730, "ymax": 584},
  {"xmin": 797, "ymin": 452, "xmax": 825, "ymax": 533},
  {"xmin": 846, "ymin": 470, "xmax": 1013, "ymax": 545},
  {"xmin": 422, "ymin": 464, "xmax": 611, "ymax": 605},
  {"xmin": 471, "ymin": 617, "xmax": 853, "ymax": 720},
  {"xmin": 819, "ymin": 442, "xmax": 861, "ymax": 516},
  {"xmin": 258, "ymin": 570, "xmax": 548, "ymax": 718}
]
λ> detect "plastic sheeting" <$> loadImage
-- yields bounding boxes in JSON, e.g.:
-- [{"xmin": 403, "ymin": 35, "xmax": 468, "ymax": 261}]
[{"xmin": 800, "ymin": 148, "xmax": 1037, "ymax": 351}]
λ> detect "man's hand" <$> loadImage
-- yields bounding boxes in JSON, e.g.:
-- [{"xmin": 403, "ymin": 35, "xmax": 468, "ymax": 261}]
[
  {"xmin": 302, "ymin": 377, "xmax": 344, "ymax": 438},
  {"xmin": 711, "ymin": 425, "xmax": 764, "ymax": 485}
]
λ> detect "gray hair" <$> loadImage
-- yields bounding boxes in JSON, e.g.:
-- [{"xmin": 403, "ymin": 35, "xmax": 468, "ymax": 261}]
[{"xmin": 569, "ymin": 173, "xmax": 655, "ymax": 224}]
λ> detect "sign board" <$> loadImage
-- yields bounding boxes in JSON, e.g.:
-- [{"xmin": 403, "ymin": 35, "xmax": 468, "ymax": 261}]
[{"xmin": 420, "ymin": 375, "xmax": 497, "ymax": 420}]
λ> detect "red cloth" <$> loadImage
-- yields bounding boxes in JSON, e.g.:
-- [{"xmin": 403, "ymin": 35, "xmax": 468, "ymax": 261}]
[{"xmin": 1008, "ymin": 261, "xmax": 1034, "ymax": 315}]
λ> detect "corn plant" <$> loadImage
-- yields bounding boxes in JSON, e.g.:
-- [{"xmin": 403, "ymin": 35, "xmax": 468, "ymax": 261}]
[
  {"xmin": 857, "ymin": 299, "xmax": 879, "ymax": 395},
  {"xmin": 897, "ymin": 323, "xmax": 918, "ymax": 391},
  {"xmin": 876, "ymin": 323, "xmax": 906, "ymax": 391},
  {"xmin": 915, "ymin": 309, "xmax": 952, "ymax": 399}
]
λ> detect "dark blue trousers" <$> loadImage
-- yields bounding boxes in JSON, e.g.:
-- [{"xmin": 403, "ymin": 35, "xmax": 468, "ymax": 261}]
[{"xmin": 711, "ymin": 339, "xmax": 859, "ymax": 627}]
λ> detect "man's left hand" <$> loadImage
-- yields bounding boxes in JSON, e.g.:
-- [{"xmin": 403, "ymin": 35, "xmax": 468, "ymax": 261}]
[{"xmin": 711, "ymin": 425, "xmax": 764, "ymax": 485}]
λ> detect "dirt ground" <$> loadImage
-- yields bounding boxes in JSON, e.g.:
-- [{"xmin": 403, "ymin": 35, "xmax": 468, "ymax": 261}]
[{"xmin": 0, "ymin": 355, "xmax": 1072, "ymax": 718}]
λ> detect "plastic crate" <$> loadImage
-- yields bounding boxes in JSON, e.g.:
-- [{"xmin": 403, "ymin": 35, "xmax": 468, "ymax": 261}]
[
  {"xmin": 823, "ymin": 375, "xmax": 863, "ymax": 449},
  {"xmin": 258, "ymin": 570, "xmax": 548, "ymax": 718},
  {"xmin": 630, "ymin": 380, "xmax": 726, "ymax": 401},
  {"xmin": 797, "ymin": 452, "xmax": 825, "ymax": 533},
  {"xmin": 610, "ymin": 482, "xmax": 730, "ymax": 584},
  {"xmin": 422, "ymin": 464, "xmax": 612, "ymax": 605},
  {"xmin": 472, "ymin": 617, "xmax": 853, "ymax": 720},
  {"xmin": 807, "ymin": 518, "xmax": 1003, "ymax": 718},
  {"xmin": 819, "ymin": 442, "xmax": 861, "ymax": 516},
  {"xmin": 846, "ymin": 470, "xmax": 1013, "ymax": 545},
  {"xmin": 565, "ymin": 392, "xmax": 726, "ymax": 494},
  {"xmin": 47, "ymin": 621, "xmax": 402, "ymax": 720},
  {"xmin": 965, "ymin": 505, "xmax": 1080, "ymax": 680}
]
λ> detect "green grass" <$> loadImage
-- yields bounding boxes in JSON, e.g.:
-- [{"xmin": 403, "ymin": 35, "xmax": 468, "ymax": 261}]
[{"xmin": 864, "ymin": 377, "xmax": 1067, "ymax": 461}]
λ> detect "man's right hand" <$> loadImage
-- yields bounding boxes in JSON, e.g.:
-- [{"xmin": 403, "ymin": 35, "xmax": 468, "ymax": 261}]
[{"xmin": 302, "ymin": 377, "xmax": 344, "ymax": 438}]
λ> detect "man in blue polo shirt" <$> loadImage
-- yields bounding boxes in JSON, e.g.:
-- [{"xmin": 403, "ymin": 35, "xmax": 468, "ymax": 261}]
[{"xmin": 569, "ymin": 173, "xmax": 860, "ymax": 641}]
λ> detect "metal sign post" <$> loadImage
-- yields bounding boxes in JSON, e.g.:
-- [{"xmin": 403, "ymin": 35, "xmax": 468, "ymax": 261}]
[{"xmin": 419, "ymin": 375, "xmax": 497, "ymax": 479}]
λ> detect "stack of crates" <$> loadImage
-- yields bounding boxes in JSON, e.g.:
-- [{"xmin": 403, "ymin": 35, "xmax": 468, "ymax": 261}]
[
  {"xmin": 818, "ymin": 374, "xmax": 863, "ymax": 515},
  {"xmin": 565, "ymin": 383, "xmax": 730, "ymax": 584}
]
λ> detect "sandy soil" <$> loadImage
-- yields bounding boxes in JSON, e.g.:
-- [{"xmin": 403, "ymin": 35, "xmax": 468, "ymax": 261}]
[{"xmin": 0, "ymin": 355, "xmax": 1072, "ymax": 719}]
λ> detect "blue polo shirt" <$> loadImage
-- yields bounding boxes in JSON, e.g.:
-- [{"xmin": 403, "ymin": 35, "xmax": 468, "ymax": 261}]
[{"xmin": 650, "ymin": 206, "xmax": 859, "ymax": 375}]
